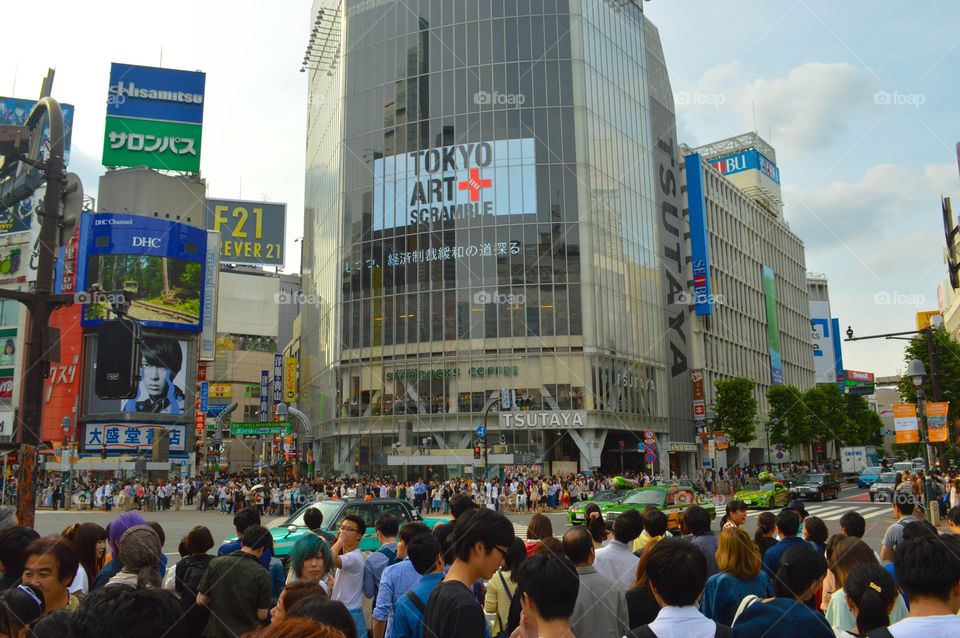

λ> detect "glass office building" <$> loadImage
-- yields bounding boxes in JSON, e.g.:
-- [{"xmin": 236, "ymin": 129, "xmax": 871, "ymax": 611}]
[{"xmin": 301, "ymin": 0, "xmax": 697, "ymax": 477}]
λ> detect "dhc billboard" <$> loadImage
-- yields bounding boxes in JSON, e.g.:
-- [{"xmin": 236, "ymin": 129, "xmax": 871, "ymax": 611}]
[
  {"xmin": 710, "ymin": 149, "xmax": 780, "ymax": 184},
  {"xmin": 685, "ymin": 153, "xmax": 713, "ymax": 316},
  {"xmin": 77, "ymin": 213, "xmax": 207, "ymax": 332}
]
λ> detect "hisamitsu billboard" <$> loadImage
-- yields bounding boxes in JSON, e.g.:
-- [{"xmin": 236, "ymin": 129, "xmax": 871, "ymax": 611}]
[
  {"xmin": 107, "ymin": 63, "xmax": 205, "ymax": 124},
  {"xmin": 205, "ymin": 199, "xmax": 286, "ymax": 267}
]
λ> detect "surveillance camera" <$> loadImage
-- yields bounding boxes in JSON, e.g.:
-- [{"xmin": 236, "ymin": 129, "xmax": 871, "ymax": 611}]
[
  {"xmin": 90, "ymin": 282, "xmax": 103, "ymax": 292},
  {"xmin": 846, "ymin": 326, "xmax": 854, "ymax": 340}
]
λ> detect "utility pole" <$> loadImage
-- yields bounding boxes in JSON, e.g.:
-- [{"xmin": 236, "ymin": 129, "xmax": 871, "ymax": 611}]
[{"xmin": 0, "ymin": 97, "xmax": 74, "ymax": 528}]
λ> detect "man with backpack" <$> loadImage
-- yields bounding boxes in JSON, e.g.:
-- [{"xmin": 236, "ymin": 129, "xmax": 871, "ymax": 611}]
[
  {"xmin": 390, "ymin": 532, "xmax": 446, "ymax": 638},
  {"xmin": 364, "ymin": 514, "xmax": 401, "ymax": 601},
  {"xmin": 372, "ymin": 522, "xmax": 430, "ymax": 638}
]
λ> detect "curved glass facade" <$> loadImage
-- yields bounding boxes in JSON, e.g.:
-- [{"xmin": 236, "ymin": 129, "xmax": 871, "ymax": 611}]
[{"xmin": 302, "ymin": 0, "xmax": 691, "ymax": 476}]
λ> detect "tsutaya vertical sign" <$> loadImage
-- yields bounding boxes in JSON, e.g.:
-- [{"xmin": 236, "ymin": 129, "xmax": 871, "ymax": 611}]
[
  {"xmin": 893, "ymin": 403, "xmax": 920, "ymax": 444},
  {"xmin": 373, "ymin": 138, "xmax": 537, "ymax": 231}
]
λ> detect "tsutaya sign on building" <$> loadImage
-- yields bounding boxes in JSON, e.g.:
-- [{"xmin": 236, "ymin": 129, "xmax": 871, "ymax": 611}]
[
  {"xmin": 501, "ymin": 411, "xmax": 586, "ymax": 429},
  {"xmin": 373, "ymin": 138, "xmax": 537, "ymax": 231}
]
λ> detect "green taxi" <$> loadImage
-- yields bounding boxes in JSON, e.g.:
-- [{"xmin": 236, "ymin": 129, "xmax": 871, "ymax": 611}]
[
  {"xmin": 734, "ymin": 481, "xmax": 791, "ymax": 509},
  {"xmin": 566, "ymin": 490, "xmax": 622, "ymax": 524},
  {"xmin": 601, "ymin": 486, "xmax": 715, "ymax": 533}
]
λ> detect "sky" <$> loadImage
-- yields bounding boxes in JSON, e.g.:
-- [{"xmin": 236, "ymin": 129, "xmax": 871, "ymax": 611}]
[{"xmin": 3, "ymin": 1, "xmax": 958, "ymax": 378}]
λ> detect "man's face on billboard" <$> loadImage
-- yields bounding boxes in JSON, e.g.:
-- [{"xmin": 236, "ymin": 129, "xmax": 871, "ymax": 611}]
[{"xmin": 141, "ymin": 357, "xmax": 170, "ymax": 399}]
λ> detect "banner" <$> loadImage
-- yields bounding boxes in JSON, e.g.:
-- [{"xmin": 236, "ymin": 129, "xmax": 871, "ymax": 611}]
[
  {"xmin": 230, "ymin": 422, "xmax": 291, "ymax": 436},
  {"xmin": 259, "ymin": 370, "xmax": 270, "ymax": 422},
  {"xmin": 284, "ymin": 357, "xmax": 297, "ymax": 401},
  {"xmin": 926, "ymin": 401, "xmax": 949, "ymax": 443},
  {"xmin": 273, "ymin": 354, "xmax": 283, "ymax": 410},
  {"xmin": 713, "ymin": 431, "xmax": 728, "ymax": 450},
  {"xmin": 83, "ymin": 423, "xmax": 186, "ymax": 452},
  {"xmin": 893, "ymin": 403, "xmax": 920, "ymax": 444},
  {"xmin": 762, "ymin": 265, "xmax": 784, "ymax": 385}
]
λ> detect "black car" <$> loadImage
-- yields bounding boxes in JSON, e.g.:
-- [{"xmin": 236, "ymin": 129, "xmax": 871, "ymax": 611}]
[{"xmin": 791, "ymin": 473, "xmax": 841, "ymax": 501}]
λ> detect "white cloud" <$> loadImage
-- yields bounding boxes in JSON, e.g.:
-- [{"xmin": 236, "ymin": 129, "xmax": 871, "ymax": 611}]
[{"xmin": 675, "ymin": 61, "xmax": 878, "ymax": 154}]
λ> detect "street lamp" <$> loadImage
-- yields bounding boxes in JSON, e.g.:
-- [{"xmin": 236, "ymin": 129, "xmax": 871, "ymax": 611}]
[
  {"xmin": 60, "ymin": 416, "xmax": 74, "ymax": 510},
  {"xmin": 906, "ymin": 358, "xmax": 939, "ymax": 526}
]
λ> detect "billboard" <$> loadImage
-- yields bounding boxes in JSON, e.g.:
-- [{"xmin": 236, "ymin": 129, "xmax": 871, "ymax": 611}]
[
  {"xmin": 685, "ymin": 153, "xmax": 713, "ymax": 316},
  {"xmin": 85, "ymin": 334, "xmax": 190, "ymax": 418},
  {"xmin": 843, "ymin": 370, "xmax": 875, "ymax": 396},
  {"xmin": 915, "ymin": 310, "xmax": 942, "ymax": 331},
  {"xmin": 926, "ymin": 401, "xmax": 949, "ymax": 443},
  {"xmin": 710, "ymin": 149, "xmax": 780, "ymax": 184},
  {"xmin": 83, "ymin": 423, "xmax": 186, "ymax": 453},
  {"xmin": 199, "ymin": 231, "xmax": 220, "ymax": 360},
  {"xmin": 373, "ymin": 138, "xmax": 537, "ymax": 231},
  {"xmin": 0, "ymin": 97, "xmax": 76, "ymax": 164},
  {"xmin": 205, "ymin": 199, "xmax": 286, "ymax": 266},
  {"xmin": 284, "ymin": 357, "xmax": 297, "ymax": 402},
  {"xmin": 77, "ymin": 213, "xmax": 206, "ymax": 332},
  {"xmin": 893, "ymin": 403, "xmax": 919, "ymax": 444},
  {"xmin": 762, "ymin": 265, "xmax": 784, "ymax": 385},
  {"xmin": 810, "ymin": 300, "xmax": 836, "ymax": 384},
  {"xmin": 103, "ymin": 63, "xmax": 205, "ymax": 173}
]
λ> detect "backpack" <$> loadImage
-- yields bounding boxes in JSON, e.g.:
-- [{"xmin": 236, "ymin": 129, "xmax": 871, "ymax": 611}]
[
  {"xmin": 175, "ymin": 556, "xmax": 212, "ymax": 610},
  {"xmin": 376, "ymin": 545, "xmax": 401, "ymax": 567},
  {"xmin": 627, "ymin": 623, "xmax": 732, "ymax": 638}
]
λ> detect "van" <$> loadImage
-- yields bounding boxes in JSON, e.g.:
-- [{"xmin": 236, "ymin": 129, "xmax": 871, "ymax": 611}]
[
  {"xmin": 892, "ymin": 461, "xmax": 913, "ymax": 473},
  {"xmin": 911, "ymin": 458, "xmax": 926, "ymax": 471}
]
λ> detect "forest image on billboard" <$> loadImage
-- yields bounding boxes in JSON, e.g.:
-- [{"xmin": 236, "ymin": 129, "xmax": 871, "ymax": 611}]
[{"xmin": 84, "ymin": 254, "xmax": 201, "ymax": 326}]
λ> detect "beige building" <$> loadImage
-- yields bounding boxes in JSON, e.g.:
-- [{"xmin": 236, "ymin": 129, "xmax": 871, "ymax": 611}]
[{"xmin": 683, "ymin": 133, "xmax": 816, "ymax": 468}]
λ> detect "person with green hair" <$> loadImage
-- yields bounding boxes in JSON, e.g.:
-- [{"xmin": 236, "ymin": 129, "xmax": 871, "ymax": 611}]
[{"xmin": 287, "ymin": 532, "xmax": 335, "ymax": 594}]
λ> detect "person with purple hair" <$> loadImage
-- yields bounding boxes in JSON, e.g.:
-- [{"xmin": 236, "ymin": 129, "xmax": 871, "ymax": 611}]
[{"xmin": 91, "ymin": 512, "xmax": 168, "ymax": 590}]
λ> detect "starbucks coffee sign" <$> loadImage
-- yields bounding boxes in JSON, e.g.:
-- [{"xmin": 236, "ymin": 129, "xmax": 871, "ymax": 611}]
[{"xmin": 500, "ymin": 411, "xmax": 586, "ymax": 429}]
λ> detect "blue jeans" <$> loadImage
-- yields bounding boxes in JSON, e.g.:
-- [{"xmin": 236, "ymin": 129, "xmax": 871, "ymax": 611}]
[
  {"xmin": 348, "ymin": 607, "xmax": 366, "ymax": 638},
  {"xmin": 219, "ymin": 497, "xmax": 227, "ymax": 513}
]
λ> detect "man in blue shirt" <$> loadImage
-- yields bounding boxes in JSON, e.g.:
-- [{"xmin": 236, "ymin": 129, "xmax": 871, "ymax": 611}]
[
  {"xmin": 390, "ymin": 532, "xmax": 446, "ymax": 638},
  {"xmin": 364, "ymin": 514, "xmax": 400, "ymax": 601},
  {"xmin": 413, "ymin": 478, "xmax": 428, "ymax": 512},
  {"xmin": 762, "ymin": 508, "xmax": 805, "ymax": 577},
  {"xmin": 372, "ymin": 522, "xmax": 431, "ymax": 638},
  {"xmin": 218, "ymin": 506, "xmax": 273, "ymax": 569}
]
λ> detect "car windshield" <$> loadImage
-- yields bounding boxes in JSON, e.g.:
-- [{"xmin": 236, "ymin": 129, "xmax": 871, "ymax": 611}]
[
  {"xmin": 799, "ymin": 474, "xmax": 825, "ymax": 485},
  {"xmin": 744, "ymin": 483, "xmax": 776, "ymax": 492},
  {"xmin": 286, "ymin": 502, "xmax": 342, "ymax": 529},
  {"xmin": 592, "ymin": 491, "xmax": 619, "ymax": 503},
  {"xmin": 622, "ymin": 490, "xmax": 666, "ymax": 507},
  {"xmin": 876, "ymin": 473, "xmax": 897, "ymax": 485},
  {"xmin": 861, "ymin": 467, "xmax": 883, "ymax": 476}
]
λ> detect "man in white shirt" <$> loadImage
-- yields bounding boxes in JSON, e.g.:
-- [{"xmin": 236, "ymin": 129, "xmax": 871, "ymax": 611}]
[
  {"xmin": 331, "ymin": 514, "xmax": 368, "ymax": 637},
  {"xmin": 593, "ymin": 509, "xmax": 642, "ymax": 591},
  {"xmin": 635, "ymin": 539, "xmax": 718, "ymax": 638},
  {"xmin": 887, "ymin": 534, "xmax": 960, "ymax": 637}
]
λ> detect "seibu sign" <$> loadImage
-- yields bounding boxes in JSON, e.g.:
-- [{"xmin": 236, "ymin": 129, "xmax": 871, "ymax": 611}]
[
  {"xmin": 500, "ymin": 411, "xmax": 586, "ymax": 429},
  {"xmin": 373, "ymin": 138, "xmax": 537, "ymax": 231}
]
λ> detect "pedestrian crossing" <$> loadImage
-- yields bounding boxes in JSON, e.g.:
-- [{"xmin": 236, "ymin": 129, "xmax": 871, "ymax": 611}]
[{"xmin": 745, "ymin": 501, "xmax": 891, "ymax": 522}]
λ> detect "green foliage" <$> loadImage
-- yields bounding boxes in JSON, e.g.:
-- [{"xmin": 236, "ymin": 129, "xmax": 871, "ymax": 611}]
[
  {"xmin": 713, "ymin": 377, "xmax": 758, "ymax": 447},
  {"xmin": 766, "ymin": 385, "xmax": 809, "ymax": 447},
  {"xmin": 804, "ymin": 384, "xmax": 852, "ymax": 446},
  {"xmin": 844, "ymin": 394, "xmax": 883, "ymax": 446},
  {"xmin": 899, "ymin": 327, "xmax": 960, "ymax": 463}
]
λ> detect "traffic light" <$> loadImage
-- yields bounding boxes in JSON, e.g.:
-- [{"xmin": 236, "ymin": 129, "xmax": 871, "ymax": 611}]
[
  {"xmin": 94, "ymin": 318, "xmax": 142, "ymax": 399},
  {"xmin": 473, "ymin": 446, "xmax": 482, "ymax": 460}
]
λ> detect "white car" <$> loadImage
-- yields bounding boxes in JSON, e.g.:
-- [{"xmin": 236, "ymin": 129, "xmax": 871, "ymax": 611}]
[{"xmin": 869, "ymin": 472, "xmax": 898, "ymax": 501}]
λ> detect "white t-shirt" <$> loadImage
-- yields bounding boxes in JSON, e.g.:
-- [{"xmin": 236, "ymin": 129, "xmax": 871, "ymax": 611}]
[
  {"xmin": 68, "ymin": 566, "xmax": 89, "ymax": 595},
  {"xmin": 888, "ymin": 615, "xmax": 960, "ymax": 637},
  {"xmin": 331, "ymin": 548, "xmax": 365, "ymax": 610}
]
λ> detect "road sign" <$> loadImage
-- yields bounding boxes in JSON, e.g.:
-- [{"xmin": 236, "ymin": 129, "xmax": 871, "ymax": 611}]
[
  {"xmin": 643, "ymin": 429, "xmax": 656, "ymax": 440},
  {"xmin": 476, "ymin": 425, "xmax": 487, "ymax": 439},
  {"xmin": 775, "ymin": 443, "xmax": 783, "ymax": 450},
  {"xmin": 644, "ymin": 442, "xmax": 656, "ymax": 452},
  {"xmin": 636, "ymin": 441, "xmax": 644, "ymax": 450},
  {"xmin": 644, "ymin": 452, "xmax": 657, "ymax": 464},
  {"xmin": 776, "ymin": 451, "xmax": 784, "ymax": 459}
]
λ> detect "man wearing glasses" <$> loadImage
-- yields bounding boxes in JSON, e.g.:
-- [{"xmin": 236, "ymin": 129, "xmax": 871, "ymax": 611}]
[{"xmin": 331, "ymin": 514, "xmax": 369, "ymax": 637}]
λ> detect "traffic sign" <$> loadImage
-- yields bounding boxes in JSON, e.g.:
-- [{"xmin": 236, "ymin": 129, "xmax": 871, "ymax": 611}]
[
  {"xmin": 644, "ymin": 442, "xmax": 656, "ymax": 452},
  {"xmin": 643, "ymin": 429, "xmax": 656, "ymax": 440},
  {"xmin": 644, "ymin": 452, "xmax": 657, "ymax": 464},
  {"xmin": 636, "ymin": 441, "xmax": 644, "ymax": 450},
  {"xmin": 775, "ymin": 443, "xmax": 783, "ymax": 450},
  {"xmin": 476, "ymin": 425, "xmax": 487, "ymax": 439},
  {"xmin": 776, "ymin": 451, "xmax": 784, "ymax": 459}
]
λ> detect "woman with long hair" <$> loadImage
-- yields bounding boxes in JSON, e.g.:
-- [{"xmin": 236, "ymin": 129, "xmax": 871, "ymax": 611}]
[
  {"xmin": 287, "ymin": 533, "xmax": 335, "ymax": 593},
  {"xmin": 753, "ymin": 511, "xmax": 777, "ymax": 558},
  {"xmin": 700, "ymin": 528, "xmax": 775, "ymax": 626},
  {"xmin": 62, "ymin": 522, "xmax": 107, "ymax": 596},
  {"xmin": 624, "ymin": 542, "xmax": 660, "ymax": 628},
  {"xmin": 523, "ymin": 513, "xmax": 553, "ymax": 556},
  {"xmin": 833, "ymin": 563, "xmax": 898, "ymax": 638},
  {"xmin": 824, "ymin": 537, "xmax": 908, "ymax": 634},
  {"xmin": 583, "ymin": 503, "xmax": 609, "ymax": 548}
]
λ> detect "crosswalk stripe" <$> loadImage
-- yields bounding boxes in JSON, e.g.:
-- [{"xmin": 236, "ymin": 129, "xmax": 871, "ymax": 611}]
[
  {"xmin": 805, "ymin": 506, "xmax": 851, "ymax": 519},
  {"xmin": 859, "ymin": 508, "xmax": 892, "ymax": 519}
]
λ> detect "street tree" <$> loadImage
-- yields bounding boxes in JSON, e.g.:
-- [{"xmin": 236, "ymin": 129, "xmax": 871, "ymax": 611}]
[
  {"xmin": 804, "ymin": 384, "xmax": 852, "ymax": 458},
  {"xmin": 766, "ymin": 385, "xmax": 809, "ymax": 450},
  {"xmin": 713, "ymin": 377, "xmax": 758, "ymax": 448},
  {"xmin": 844, "ymin": 393, "xmax": 883, "ymax": 446}
]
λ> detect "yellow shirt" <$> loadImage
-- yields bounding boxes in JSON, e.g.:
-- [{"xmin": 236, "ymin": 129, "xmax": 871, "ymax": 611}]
[{"xmin": 484, "ymin": 569, "xmax": 515, "ymax": 634}]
